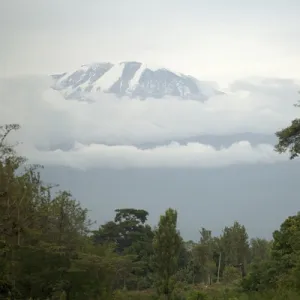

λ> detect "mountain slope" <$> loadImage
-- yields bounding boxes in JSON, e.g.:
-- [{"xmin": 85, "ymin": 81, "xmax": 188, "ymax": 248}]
[{"xmin": 52, "ymin": 61, "xmax": 222, "ymax": 101}]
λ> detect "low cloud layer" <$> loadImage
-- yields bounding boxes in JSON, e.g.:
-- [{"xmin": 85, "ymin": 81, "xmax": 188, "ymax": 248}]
[
  {"xmin": 18, "ymin": 141, "xmax": 288, "ymax": 170},
  {"xmin": 0, "ymin": 75, "xmax": 299, "ymax": 169}
]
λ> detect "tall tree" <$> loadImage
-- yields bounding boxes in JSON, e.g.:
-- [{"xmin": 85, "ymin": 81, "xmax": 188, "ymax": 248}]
[
  {"xmin": 192, "ymin": 228, "xmax": 216, "ymax": 285},
  {"xmin": 272, "ymin": 213, "xmax": 300, "ymax": 282},
  {"xmin": 221, "ymin": 221, "xmax": 250, "ymax": 278},
  {"xmin": 152, "ymin": 208, "xmax": 181, "ymax": 300}
]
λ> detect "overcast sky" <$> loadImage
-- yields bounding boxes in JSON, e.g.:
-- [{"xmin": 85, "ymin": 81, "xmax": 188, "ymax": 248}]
[{"xmin": 1, "ymin": 0, "xmax": 300, "ymax": 86}]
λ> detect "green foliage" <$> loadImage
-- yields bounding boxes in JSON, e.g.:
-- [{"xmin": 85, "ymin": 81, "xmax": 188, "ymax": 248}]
[
  {"xmin": 92, "ymin": 207, "xmax": 154, "ymax": 290},
  {"xmin": 240, "ymin": 260, "xmax": 277, "ymax": 292},
  {"xmin": 221, "ymin": 222, "xmax": 249, "ymax": 275},
  {"xmin": 222, "ymin": 266, "xmax": 241, "ymax": 284},
  {"xmin": 152, "ymin": 208, "xmax": 182, "ymax": 299},
  {"xmin": 186, "ymin": 290, "xmax": 208, "ymax": 300},
  {"xmin": 274, "ymin": 96, "xmax": 300, "ymax": 159},
  {"xmin": 275, "ymin": 118, "xmax": 300, "ymax": 159},
  {"xmin": 113, "ymin": 289, "xmax": 156, "ymax": 300},
  {"xmin": 249, "ymin": 238, "xmax": 272, "ymax": 263}
]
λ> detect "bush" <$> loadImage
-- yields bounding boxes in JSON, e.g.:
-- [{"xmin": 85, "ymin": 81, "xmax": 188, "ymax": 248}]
[
  {"xmin": 186, "ymin": 290, "xmax": 208, "ymax": 300},
  {"xmin": 113, "ymin": 289, "xmax": 156, "ymax": 300}
]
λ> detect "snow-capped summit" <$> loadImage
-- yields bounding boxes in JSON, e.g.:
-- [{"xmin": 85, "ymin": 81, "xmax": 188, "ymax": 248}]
[{"xmin": 52, "ymin": 61, "xmax": 222, "ymax": 101}]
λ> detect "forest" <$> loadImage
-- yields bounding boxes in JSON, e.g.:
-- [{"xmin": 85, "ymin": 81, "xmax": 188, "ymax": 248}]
[{"xmin": 1, "ymin": 120, "xmax": 300, "ymax": 300}]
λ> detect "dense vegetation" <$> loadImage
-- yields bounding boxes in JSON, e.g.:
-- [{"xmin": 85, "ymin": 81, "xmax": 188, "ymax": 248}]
[{"xmin": 1, "ymin": 122, "xmax": 300, "ymax": 300}]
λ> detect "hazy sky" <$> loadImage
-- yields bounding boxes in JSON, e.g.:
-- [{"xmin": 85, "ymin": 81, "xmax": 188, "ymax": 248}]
[{"xmin": 1, "ymin": 0, "xmax": 300, "ymax": 86}]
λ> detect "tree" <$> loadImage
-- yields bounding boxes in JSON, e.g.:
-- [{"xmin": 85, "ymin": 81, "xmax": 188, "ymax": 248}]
[
  {"xmin": 221, "ymin": 221, "xmax": 249, "ymax": 277},
  {"xmin": 275, "ymin": 118, "xmax": 300, "ymax": 159},
  {"xmin": 92, "ymin": 208, "xmax": 154, "ymax": 290},
  {"xmin": 191, "ymin": 228, "xmax": 216, "ymax": 285},
  {"xmin": 275, "ymin": 95, "xmax": 300, "ymax": 159},
  {"xmin": 152, "ymin": 208, "xmax": 181, "ymax": 300},
  {"xmin": 272, "ymin": 213, "xmax": 300, "ymax": 280},
  {"xmin": 249, "ymin": 238, "xmax": 272, "ymax": 263},
  {"xmin": 94, "ymin": 208, "xmax": 151, "ymax": 253},
  {"xmin": 241, "ymin": 213, "xmax": 300, "ymax": 293}
]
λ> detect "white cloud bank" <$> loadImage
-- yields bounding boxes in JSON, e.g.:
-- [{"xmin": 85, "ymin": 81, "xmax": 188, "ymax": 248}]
[
  {"xmin": 0, "ymin": 75, "xmax": 298, "ymax": 169},
  {"xmin": 18, "ymin": 141, "xmax": 287, "ymax": 170}
]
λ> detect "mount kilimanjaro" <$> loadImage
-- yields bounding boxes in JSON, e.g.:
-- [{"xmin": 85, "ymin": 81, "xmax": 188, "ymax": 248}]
[{"xmin": 52, "ymin": 61, "xmax": 222, "ymax": 101}]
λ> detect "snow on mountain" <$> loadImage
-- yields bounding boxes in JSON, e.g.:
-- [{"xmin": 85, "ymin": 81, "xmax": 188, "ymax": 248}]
[{"xmin": 52, "ymin": 61, "xmax": 223, "ymax": 101}]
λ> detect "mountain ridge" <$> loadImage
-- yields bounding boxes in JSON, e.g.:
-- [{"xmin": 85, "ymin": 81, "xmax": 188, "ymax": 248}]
[{"xmin": 52, "ymin": 61, "xmax": 223, "ymax": 101}]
